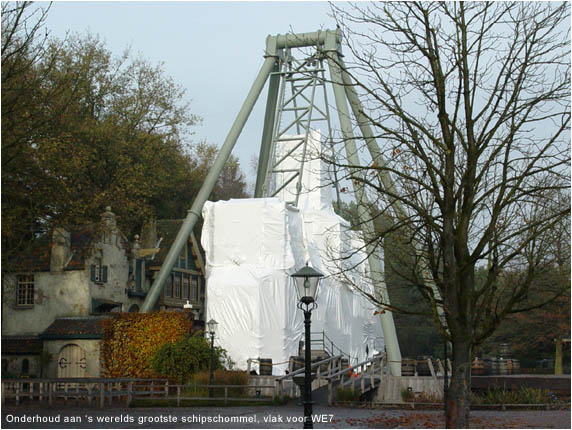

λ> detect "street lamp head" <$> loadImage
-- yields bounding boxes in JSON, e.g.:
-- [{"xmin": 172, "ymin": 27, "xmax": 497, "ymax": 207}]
[
  {"xmin": 291, "ymin": 263, "xmax": 323, "ymax": 305},
  {"xmin": 206, "ymin": 319, "xmax": 218, "ymax": 335}
]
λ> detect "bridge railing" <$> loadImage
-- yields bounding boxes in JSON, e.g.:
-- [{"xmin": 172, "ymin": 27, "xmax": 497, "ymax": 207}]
[
  {"xmin": 325, "ymin": 354, "xmax": 386, "ymax": 405},
  {"xmin": 274, "ymin": 355, "xmax": 343, "ymax": 398}
]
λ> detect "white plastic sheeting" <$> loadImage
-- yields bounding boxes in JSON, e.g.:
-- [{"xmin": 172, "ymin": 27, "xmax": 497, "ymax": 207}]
[{"xmin": 202, "ymin": 131, "xmax": 384, "ymax": 374}]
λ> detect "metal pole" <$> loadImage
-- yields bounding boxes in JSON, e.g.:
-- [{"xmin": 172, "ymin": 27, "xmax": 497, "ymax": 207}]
[
  {"xmin": 338, "ymin": 54, "xmax": 449, "ymax": 343},
  {"xmin": 209, "ymin": 333, "xmax": 215, "ymax": 398},
  {"xmin": 304, "ymin": 309, "xmax": 313, "ymax": 429},
  {"xmin": 255, "ymin": 60, "xmax": 281, "ymax": 197},
  {"xmin": 324, "ymin": 31, "xmax": 402, "ymax": 376},
  {"xmin": 274, "ymin": 30, "xmax": 329, "ymax": 49},
  {"xmin": 141, "ymin": 54, "xmax": 277, "ymax": 312}
]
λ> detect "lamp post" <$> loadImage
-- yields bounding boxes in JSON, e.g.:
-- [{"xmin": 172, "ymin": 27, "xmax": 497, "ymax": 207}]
[
  {"xmin": 291, "ymin": 264, "xmax": 323, "ymax": 429},
  {"xmin": 207, "ymin": 319, "xmax": 218, "ymax": 398}
]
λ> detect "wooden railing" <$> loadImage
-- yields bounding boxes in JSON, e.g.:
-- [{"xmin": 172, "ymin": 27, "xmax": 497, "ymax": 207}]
[
  {"xmin": 143, "ymin": 384, "xmax": 276, "ymax": 407},
  {"xmin": 1, "ymin": 378, "xmax": 168, "ymax": 407},
  {"xmin": 274, "ymin": 355, "xmax": 343, "ymax": 398},
  {"xmin": 1, "ymin": 378, "xmax": 275, "ymax": 407},
  {"xmin": 325, "ymin": 354, "xmax": 386, "ymax": 405}
]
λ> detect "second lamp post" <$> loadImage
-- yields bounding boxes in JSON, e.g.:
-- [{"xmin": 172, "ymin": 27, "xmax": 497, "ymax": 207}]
[
  {"xmin": 291, "ymin": 264, "xmax": 324, "ymax": 429},
  {"xmin": 207, "ymin": 318, "xmax": 218, "ymax": 398}
]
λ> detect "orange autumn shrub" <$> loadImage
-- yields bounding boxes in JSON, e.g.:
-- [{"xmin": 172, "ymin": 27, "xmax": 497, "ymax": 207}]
[{"xmin": 100, "ymin": 312, "xmax": 192, "ymax": 378}]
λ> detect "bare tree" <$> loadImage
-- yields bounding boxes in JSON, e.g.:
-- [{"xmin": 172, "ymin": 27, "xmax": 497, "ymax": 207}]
[{"xmin": 330, "ymin": 2, "xmax": 570, "ymax": 427}]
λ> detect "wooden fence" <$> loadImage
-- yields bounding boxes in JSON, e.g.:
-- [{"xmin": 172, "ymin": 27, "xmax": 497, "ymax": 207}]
[{"xmin": 1, "ymin": 378, "xmax": 276, "ymax": 407}]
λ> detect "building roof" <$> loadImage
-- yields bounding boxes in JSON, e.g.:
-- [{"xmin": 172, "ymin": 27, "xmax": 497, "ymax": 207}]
[
  {"xmin": 1, "ymin": 336, "xmax": 43, "ymax": 354},
  {"xmin": 153, "ymin": 220, "xmax": 204, "ymax": 269},
  {"xmin": 7, "ymin": 224, "xmax": 129, "ymax": 273},
  {"xmin": 40, "ymin": 316, "xmax": 110, "ymax": 340}
]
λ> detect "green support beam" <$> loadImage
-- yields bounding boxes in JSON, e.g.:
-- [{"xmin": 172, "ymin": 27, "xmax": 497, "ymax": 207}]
[
  {"xmin": 142, "ymin": 29, "xmax": 405, "ymax": 378},
  {"xmin": 140, "ymin": 46, "xmax": 278, "ymax": 312},
  {"xmin": 255, "ymin": 61, "xmax": 281, "ymax": 197},
  {"xmin": 324, "ymin": 31, "xmax": 402, "ymax": 376},
  {"xmin": 339, "ymin": 58, "xmax": 448, "ymax": 335}
]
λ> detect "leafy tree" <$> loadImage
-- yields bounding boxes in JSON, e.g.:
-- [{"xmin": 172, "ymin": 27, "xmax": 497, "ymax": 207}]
[
  {"xmin": 2, "ymin": 7, "xmax": 249, "ymax": 267},
  {"xmin": 152, "ymin": 333, "xmax": 227, "ymax": 383},
  {"xmin": 330, "ymin": 2, "xmax": 570, "ymax": 427},
  {"xmin": 190, "ymin": 142, "xmax": 249, "ymax": 201}
]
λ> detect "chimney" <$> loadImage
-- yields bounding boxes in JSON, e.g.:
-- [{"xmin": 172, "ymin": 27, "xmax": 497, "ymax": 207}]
[
  {"xmin": 101, "ymin": 206, "xmax": 118, "ymax": 244},
  {"xmin": 51, "ymin": 227, "xmax": 71, "ymax": 272},
  {"xmin": 140, "ymin": 219, "xmax": 157, "ymax": 249},
  {"xmin": 101, "ymin": 206, "xmax": 117, "ymax": 231}
]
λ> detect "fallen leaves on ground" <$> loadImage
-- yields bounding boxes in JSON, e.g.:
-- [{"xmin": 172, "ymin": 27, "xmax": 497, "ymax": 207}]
[{"xmin": 341, "ymin": 412, "xmax": 531, "ymax": 428}]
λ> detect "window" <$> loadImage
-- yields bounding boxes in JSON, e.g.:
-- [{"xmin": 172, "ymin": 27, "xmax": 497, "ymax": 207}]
[
  {"xmin": 90, "ymin": 258, "xmax": 108, "ymax": 284},
  {"xmin": 190, "ymin": 276, "xmax": 199, "ymax": 301},
  {"xmin": 16, "ymin": 275, "xmax": 34, "ymax": 306},
  {"xmin": 165, "ymin": 275, "xmax": 173, "ymax": 298},
  {"xmin": 178, "ymin": 245, "xmax": 187, "ymax": 269},
  {"xmin": 22, "ymin": 359, "xmax": 29, "ymax": 375},
  {"xmin": 182, "ymin": 275, "xmax": 190, "ymax": 300},
  {"xmin": 135, "ymin": 259, "xmax": 143, "ymax": 291},
  {"xmin": 174, "ymin": 274, "xmax": 182, "ymax": 298}
]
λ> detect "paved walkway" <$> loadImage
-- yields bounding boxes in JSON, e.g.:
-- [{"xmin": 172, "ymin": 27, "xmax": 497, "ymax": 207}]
[{"xmin": 2, "ymin": 404, "xmax": 570, "ymax": 429}]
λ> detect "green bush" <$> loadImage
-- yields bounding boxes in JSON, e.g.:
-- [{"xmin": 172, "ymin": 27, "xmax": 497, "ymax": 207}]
[{"xmin": 151, "ymin": 333, "xmax": 226, "ymax": 383}]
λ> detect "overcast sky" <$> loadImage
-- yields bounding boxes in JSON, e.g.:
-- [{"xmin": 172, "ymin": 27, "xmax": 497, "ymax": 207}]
[{"xmin": 44, "ymin": 1, "xmax": 336, "ymax": 185}]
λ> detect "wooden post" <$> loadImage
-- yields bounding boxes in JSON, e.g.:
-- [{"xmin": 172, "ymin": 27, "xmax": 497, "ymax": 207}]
[
  {"xmin": 437, "ymin": 358, "xmax": 444, "ymax": 375},
  {"xmin": 88, "ymin": 385, "xmax": 92, "ymax": 406},
  {"xmin": 176, "ymin": 385, "xmax": 180, "ymax": 407},
  {"xmin": 16, "ymin": 382, "xmax": 20, "ymax": 405},
  {"xmin": 127, "ymin": 382, "xmax": 133, "ymax": 407},
  {"xmin": 165, "ymin": 380, "xmax": 168, "ymax": 398},
  {"xmin": 352, "ymin": 372, "xmax": 356, "ymax": 392},
  {"xmin": 555, "ymin": 338, "xmax": 563, "ymax": 375},
  {"xmin": 99, "ymin": 382, "xmax": 104, "ymax": 408},
  {"xmin": 428, "ymin": 358, "xmax": 436, "ymax": 377},
  {"xmin": 224, "ymin": 386, "xmax": 228, "ymax": 407},
  {"xmin": 48, "ymin": 382, "xmax": 53, "ymax": 406},
  {"xmin": 370, "ymin": 360, "xmax": 375, "ymax": 389}
]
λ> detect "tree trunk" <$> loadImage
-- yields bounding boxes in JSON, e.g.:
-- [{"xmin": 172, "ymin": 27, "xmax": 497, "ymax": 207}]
[{"xmin": 446, "ymin": 338, "xmax": 472, "ymax": 428}]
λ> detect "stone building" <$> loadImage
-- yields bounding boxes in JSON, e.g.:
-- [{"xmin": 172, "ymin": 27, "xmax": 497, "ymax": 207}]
[{"xmin": 1, "ymin": 208, "xmax": 205, "ymax": 379}]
